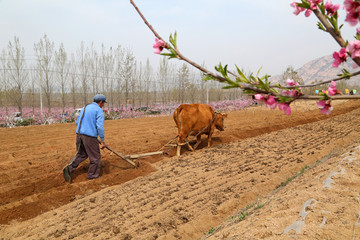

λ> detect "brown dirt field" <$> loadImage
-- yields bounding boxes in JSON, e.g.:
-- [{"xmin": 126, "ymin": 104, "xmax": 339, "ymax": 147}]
[{"xmin": 1, "ymin": 100, "xmax": 360, "ymax": 239}]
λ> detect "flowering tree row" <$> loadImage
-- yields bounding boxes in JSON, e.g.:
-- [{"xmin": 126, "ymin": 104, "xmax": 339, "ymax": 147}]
[
  {"xmin": 131, "ymin": 0, "xmax": 360, "ymax": 115},
  {"xmin": 0, "ymin": 99, "xmax": 254, "ymax": 128}
]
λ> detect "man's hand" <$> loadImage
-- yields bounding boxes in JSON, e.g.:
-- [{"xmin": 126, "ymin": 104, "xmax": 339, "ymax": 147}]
[{"xmin": 100, "ymin": 141, "xmax": 106, "ymax": 149}]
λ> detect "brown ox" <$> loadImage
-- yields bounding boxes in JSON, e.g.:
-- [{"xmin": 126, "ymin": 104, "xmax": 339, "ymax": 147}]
[{"xmin": 173, "ymin": 103, "xmax": 227, "ymax": 156}]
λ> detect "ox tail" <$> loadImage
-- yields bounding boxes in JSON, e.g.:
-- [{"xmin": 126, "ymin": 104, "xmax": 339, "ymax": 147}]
[{"xmin": 174, "ymin": 105, "xmax": 185, "ymax": 132}]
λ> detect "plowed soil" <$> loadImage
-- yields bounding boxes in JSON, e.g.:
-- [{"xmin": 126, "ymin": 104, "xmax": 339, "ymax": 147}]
[{"xmin": 1, "ymin": 100, "xmax": 360, "ymax": 239}]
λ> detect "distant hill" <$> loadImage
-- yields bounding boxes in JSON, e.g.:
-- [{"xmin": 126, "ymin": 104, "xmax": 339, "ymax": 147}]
[{"xmin": 270, "ymin": 55, "xmax": 360, "ymax": 86}]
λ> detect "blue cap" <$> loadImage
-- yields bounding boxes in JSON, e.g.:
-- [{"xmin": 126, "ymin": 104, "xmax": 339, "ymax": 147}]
[{"xmin": 93, "ymin": 94, "xmax": 107, "ymax": 103}]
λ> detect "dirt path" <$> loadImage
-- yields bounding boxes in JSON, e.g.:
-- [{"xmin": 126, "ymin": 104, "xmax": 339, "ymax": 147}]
[{"xmin": 1, "ymin": 100, "xmax": 360, "ymax": 239}]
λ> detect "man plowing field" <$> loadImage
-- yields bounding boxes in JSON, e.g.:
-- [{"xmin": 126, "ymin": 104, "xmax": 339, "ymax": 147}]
[{"xmin": 63, "ymin": 94, "xmax": 107, "ymax": 183}]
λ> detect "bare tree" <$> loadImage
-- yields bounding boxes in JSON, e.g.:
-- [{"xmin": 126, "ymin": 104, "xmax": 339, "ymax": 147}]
[
  {"xmin": 77, "ymin": 41, "xmax": 90, "ymax": 105},
  {"xmin": 29, "ymin": 65, "xmax": 38, "ymax": 115},
  {"xmin": 215, "ymin": 81, "xmax": 223, "ymax": 101},
  {"xmin": 69, "ymin": 53, "xmax": 78, "ymax": 109},
  {"xmin": 176, "ymin": 63, "xmax": 190, "ymax": 103},
  {"xmin": 137, "ymin": 62, "xmax": 144, "ymax": 107},
  {"xmin": 54, "ymin": 43, "xmax": 69, "ymax": 114},
  {"xmin": 198, "ymin": 62, "xmax": 209, "ymax": 104},
  {"xmin": 157, "ymin": 57, "xmax": 170, "ymax": 104},
  {"xmin": 34, "ymin": 34, "xmax": 55, "ymax": 114},
  {"xmin": 7, "ymin": 36, "xmax": 28, "ymax": 114},
  {"xmin": 121, "ymin": 48, "xmax": 136, "ymax": 107},
  {"xmin": 89, "ymin": 43, "xmax": 100, "ymax": 97},
  {"xmin": 0, "ymin": 49, "xmax": 9, "ymax": 114},
  {"xmin": 100, "ymin": 45, "xmax": 114, "ymax": 108},
  {"xmin": 130, "ymin": 61, "xmax": 138, "ymax": 109},
  {"xmin": 152, "ymin": 78, "xmax": 157, "ymax": 105},
  {"xmin": 114, "ymin": 45, "xmax": 124, "ymax": 108},
  {"xmin": 186, "ymin": 71, "xmax": 198, "ymax": 103},
  {"xmin": 144, "ymin": 58, "xmax": 152, "ymax": 107}
]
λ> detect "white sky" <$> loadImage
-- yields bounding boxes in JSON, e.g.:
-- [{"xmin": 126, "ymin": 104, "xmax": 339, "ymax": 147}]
[{"xmin": 0, "ymin": 0, "xmax": 355, "ymax": 76}]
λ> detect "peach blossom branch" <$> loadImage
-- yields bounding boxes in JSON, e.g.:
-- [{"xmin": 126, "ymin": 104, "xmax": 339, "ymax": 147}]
[{"xmin": 130, "ymin": 0, "xmax": 360, "ymax": 100}]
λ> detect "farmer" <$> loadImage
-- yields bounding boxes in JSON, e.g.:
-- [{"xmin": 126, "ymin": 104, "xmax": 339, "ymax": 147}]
[{"xmin": 63, "ymin": 94, "xmax": 107, "ymax": 183}]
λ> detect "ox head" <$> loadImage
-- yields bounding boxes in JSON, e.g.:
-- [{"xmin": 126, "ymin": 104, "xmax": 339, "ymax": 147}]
[{"xmin": 214, "ymin": 112, "xmax": 227, "ymax": 131}]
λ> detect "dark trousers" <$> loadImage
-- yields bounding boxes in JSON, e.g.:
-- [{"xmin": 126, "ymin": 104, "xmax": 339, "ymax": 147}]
[{"xmin": 69, "ymin": 134, "xmax": 101, "ymax": 179}]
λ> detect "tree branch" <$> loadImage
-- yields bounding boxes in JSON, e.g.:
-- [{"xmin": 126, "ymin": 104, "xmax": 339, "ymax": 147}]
[
  {"xmin": 130, "ymin": 0, "xmax": 360, "ymax": 102},
  {"xmin": 313, "ymin": 8, "xmax": 360, "ymax": 67}
]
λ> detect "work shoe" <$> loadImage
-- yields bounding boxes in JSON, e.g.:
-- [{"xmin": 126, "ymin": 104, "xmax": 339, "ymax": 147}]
[{"xmin": 63, "ymin": 166, "xmax": 72, "ymax": 183}]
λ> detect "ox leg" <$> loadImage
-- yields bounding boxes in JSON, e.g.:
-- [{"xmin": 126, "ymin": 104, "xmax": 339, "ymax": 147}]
[
  {"xmin": 176, "ymin": 144, "xmax": 181, "ymax": 156},
  {"xmin": 193, "ymin": 135, "xmax": 202, "ymax": 150},
  {"xmin": 177, "ymin": 134, "xmax": 187, "ymax": 156},
  {"xmin": 207, "ymin": 128, "xmax": 215, "ymax": 147}
]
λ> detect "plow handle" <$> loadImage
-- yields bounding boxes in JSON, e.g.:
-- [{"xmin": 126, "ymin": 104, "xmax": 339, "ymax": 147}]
[{"xmin": 98, "ymin": 139, "xmax": 137, "ymax": 168}]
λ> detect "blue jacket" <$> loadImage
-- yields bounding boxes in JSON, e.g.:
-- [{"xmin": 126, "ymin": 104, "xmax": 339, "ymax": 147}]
[{"xmin": 76, "ymin": 102, "xmax": 105, "ymax": 140}]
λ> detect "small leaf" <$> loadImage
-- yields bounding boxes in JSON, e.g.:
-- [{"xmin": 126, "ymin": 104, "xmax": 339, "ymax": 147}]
[
  {"xmin": 337, "ymin": 68, "xmax": 351, "ymax": 79},
  {"xmin": 243, "ymin": 89, "xmax": 256, "ymax": 95},
  {"xmin": 256, "ymin": 67, "xmax": 263, "ymax": 78},
  {"xmin": 318, "ymin": 2, "xmax": 325, "ymax": 15},
  {"xmin": 297, "ymin": 1, "xmax": 310, "ymax": 9},
  {"xmin": 202, "ymin": 74, "xmax": 216, "ymax": 81},
  {"xmin": 225, "ymin": 78, "xmax": 237, "ymax": 86},
  {"xmin": 277, "ymin": 96, "xmax": 293, "ymax": 103},
  {"xmin": 317, "ymin": 21, "xmax": 326, "ymax": 32},
  {"xmin": 173, "ymin": 31, "xmax": 177, "ymax": 48},
  {"xmin": 235, "ymin": 65, "xmax": 248, "ymax": 82},
  {"xmin": 169, "ymin": 32, "xmax": 178, "ymax": 49},
  {"xmin": 222, "ymin": 85, "xmax": 238, "ymax": 89},
  {"xmin": 161, "ymin": 52, "xmax": 177, "ymax": 59}
]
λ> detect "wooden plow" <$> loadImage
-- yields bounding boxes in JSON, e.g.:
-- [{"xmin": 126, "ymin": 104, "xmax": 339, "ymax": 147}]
[
  {"xmin": 99, "ymin": 137, "xmax": 178, "ymax": 168},
  {"xmin": 100, "ymin": 113, "xmax": 219, "ymax": 168}
]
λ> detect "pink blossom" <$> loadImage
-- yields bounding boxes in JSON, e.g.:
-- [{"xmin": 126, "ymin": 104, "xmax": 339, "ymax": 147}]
[
  {"xmin": 266, "ymin": 95, "xmax": 276, "ymax": 105},
  {"xmin": 254, "ymin": 94, "xmax": 264, "ymax": 101},
  {"xmin": 283, "ymin": 89, "xmax": 301, "ymax": 97},
  {"xmin": 328, "ymin": 81, "xmax": 337, "ymax": 96},
  {"xmin": 265, "ymin": 95, "xmax": 278, "ymax": 109},
  {"xmin": 254, "ymin": 94, "xmax": 294, "ymax": 115},
  {"xmin": 321, "ymin": 104, "xmax": 333, "ymax": 115},
  {"xmin": 286, "ymin": 79, "xmax": 296, "ymax": 86},
  {"xmin": 278, "ymin": 103, "xmax": 292, "ymax": 115},
  {"xmin": 307, "ymin": 0, "xmax": 322, "ymax": 15},
  {"xmin": 344, "ymin": 0, "xmax": 360, "ymax": 26},
  {"xmin": 290, "ymin": 2, "xmax": 306, "ymax": 15},
  {"xmin": 317, "ymin": 100, "xmax": 326, "ymax": 109},
  {"xmin": 309, "ymin": 0, "xmax": 322, "ymax": 6},
  {"xmin": 290, "ymin": 0, "xmax": 323, "ymax": 17},
  {"xmin": 254, "ymin": 94, "xmax": 278, "ymax": 109},
  {"xmin": 324, "ymin": 0, "xmax": 340, "ymax": 16},
  {"xmin": 332, "ymin": 48, "xmax": 347, "ymax": 67},
  {"xmin": 305, "ymin": 9, "xmax": 313, "ymax": 17},
  {"xmin": 153, "ymin": 38, "xmax": 166, "ymax": 54},
  {"xmin": 346, "ymin": 40, "xmax": 360, "ymax": 68},
  {"xmin": 317, "ymin": 100, "xmax": 333, "ymax": 115},
  {"xmin": 290, "ymin": 2, "xmax": 313, "ymax": 17},
  {"xmin": 282, "ymin": 79, "xmax": 302, "ymax": 97}
]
